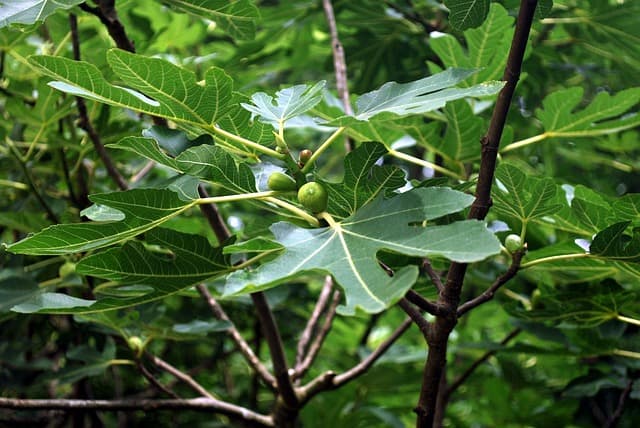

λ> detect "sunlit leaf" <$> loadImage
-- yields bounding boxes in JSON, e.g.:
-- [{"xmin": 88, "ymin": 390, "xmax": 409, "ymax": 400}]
[
  {"xmin": 0, "ymin": 0, "xmax": 83, "ymax": 28},
  {"xmin": 241, "ymin": 81, "xmax": 326, "ymax": 125},
  {"xmin": 225, "ymin": 187, "xmax": 500, "ymax": 314}
]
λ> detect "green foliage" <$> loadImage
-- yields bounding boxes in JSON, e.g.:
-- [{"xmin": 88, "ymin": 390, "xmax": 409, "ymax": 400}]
[{"xmin": 1, "ymin": 0, "xmax": 639, "ymax": 427}]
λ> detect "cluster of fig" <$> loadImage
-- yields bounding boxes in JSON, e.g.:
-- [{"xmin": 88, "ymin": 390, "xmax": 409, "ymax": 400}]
[{"xmin": 267, "ymin": 149, "xmax": 328, "ymax": 214}]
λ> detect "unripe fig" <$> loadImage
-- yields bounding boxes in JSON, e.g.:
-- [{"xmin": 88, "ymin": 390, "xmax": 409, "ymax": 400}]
[
  {"xmin": 504, "ymin": 234, "xmax": 523, "ymax": 252},
  {"xmin": 58, "ymin": 262, "xmax": 76, "ymax": 278},
  {"xmin": 267, "ymin": 172, "xmax": 297, "ymax": 191},
  {"xmin": 127, "ymin": 336, "xmax": 144, "ymax": 354},
  {"xmin": 297, "ymin": 182, "xmax": 328, "ymax": 213},
  {"xmin": 298, "ymin": 149, "xmax": 313, "ymax": 165}
]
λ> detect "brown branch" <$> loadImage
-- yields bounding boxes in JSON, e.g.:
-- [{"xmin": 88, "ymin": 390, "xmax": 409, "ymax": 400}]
[
  {"xmin": 135, "ymin": 360, "xmax": 180, "ymax": 399},
  {"xmin": 294, "ymin": 289, "xmax": 341, "ymax": 381},
  {"xmin": 457, "ymin": 249, "xmax": 525, "ymax": 316},
  {"xmin": 0, "ymin": 397, "xmax": 273, "ymax": 426},
  {"xmin": 406, "ymin": 290, "xmax": 446, "ymax": 317},
  {"xmin": 295, "ymin": 276, "xmax": 334, "ymax": 369},
  {"xmin": 251, "ymin": 292, "xmax": 299, "ymax": 408},
  {"xmin": 322, "ymin": 0, "xmax": 354, "ymax": 151},
  {"xmin": 299, "ymin": 317, "xmax": 413, "ymax": 403},
  {"xmin": 197, "ymin": 185, "xmax": 232, "ymax": 244},
  {"xmin": 148, "ymin": 354, "xmax": 215, "ymax": 399},
  {"xmin": 421, "ymin": 259, "xmax": 444, "ymax": 293},
  {"xmin": 79, "ymin": 1, "xmax": 135, "ymax": 52},
  {"xmin": 398, "ymin": 298, "xmax": 431, "ymax": 337},
  {"xmin": 417, "ymin": 2, "xmax": 539, "ymax": 426},
  {"xmin": 605, "ymin": 379, "xmax": 635, "ymax": 428},
  {"xmin": 444, "ymin": 328, "xmax": 522, "ymax": 398},
  {"xmin": 69, "ymin": 13, "xmax": 128, "ymax": 191},
  {"xmin": 196, "ymin": 284, "xmax": 276, "ymax": 390},
  {"xmin": 129, "ymin": 160, "xmax": 156, "ymax": 184}
]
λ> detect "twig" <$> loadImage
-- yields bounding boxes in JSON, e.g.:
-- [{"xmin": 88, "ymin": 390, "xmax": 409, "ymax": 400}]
[
  {"xmin": 78, "ymin": 1, "xmax": 135, "ymax": 52},
  {"xmin": 605, "ymin": 379, "xmax": 635, "ymax": 428},
  {"xmin": 445, "ymin": 328, "xmax": 522, "ymax": 398},
  {"xmin": 148, "ymin": 354, "xmax": 215, "ymax": 400},
  {"xmin": 299, "ymin": 317, "xmax": 413, "ymax": 403},
  {"xmin": 405, "ymin": 290, "xmax": 446, "ymax": 317},
  {"xmin": 398, "ymin": 298, "xmax": 431, "ymax": 337},
  {"xmin": 456, "ymin": 249, "xmax": 525, "ymax": 316},
  {"xmin": 197, "ymin": 185, "xmax": 232, "ymax": 243},
  {"xmin": 251, "ymin": 292, "xmax": 299, "ymax": 408},
  {"xmin": 418, "ymin": 2, "xmax": 539, "ymax": 425},
  {"xmin": 135, "ymin": 360, "xmax": 180, "ymax": 399},
  {"xmin": 295, "ymin": 276, "xmax": 334, "ymax": 369},
  {"xmin": 294, "ymin": 289, "xmax": 341, "ymax": 381},
  {"xmin": 0, "ymin": 397, "xmax": 273, "ymax": 426},
  {"xmin": 69, "ymin": 13, "xmax": 128, "ymax": 191},
  {"xmin": 358, "ymin": 313, "xmax": 381, "ymax": 347},
  {"xmin": 332, "ymin": 317, "xmax": 412, "ymax": 387},
  {"xmin": 322, "ymin": 0, "xmax": 354, "ymax": 151},
  {"xmin": 421, "ymin": 259, "xmax": 444, "ymax": 293},
  {"xmin": 196, "ymin": 284, "xmax": 276, "ymax": 390},
  {"xmin": 129, "ymin": 160, "xmax": 156, "ymax": 184}
]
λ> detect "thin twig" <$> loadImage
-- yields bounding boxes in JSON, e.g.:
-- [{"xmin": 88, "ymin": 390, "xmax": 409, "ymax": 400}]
[
  {"xmin": 294, "ymin": 290, "xmax": 341, "ymax": 381},
  {"xmin": 445, "ymin": 328, "xmax": 522, "ymax": 398},
  {"xmin": 322, "ymin": 0, "xmax": 354, "ymax": 151},
  {"xmin": 136, "ymin": 360, "xmax": 180, "ymax": 399},
  {"xmin": 197, "ymin": 185, "xmax": 232, "ymax": 243},
  {"xmin": 295, "ymin": 276, "xmax": 334, "ymax": 369},
  {"xmin": 406, "ymin": 290, "xmax": 446, "ymax": 317},
  {"xmin": 456, "ymin": 249, "xmax": 525, "ymax": 317},
  {"xmin": 605, "ymin": 379, "xmax": 635, "ymax": 428},
  {"xmin": 148, "ymin": 354, "xmax": 215, "ymax": 399},
  {"xmin": 129, "ymin": 160, "xmax": 156, "ymax": 184},
  {"xmin": 196, "ymin": 284, "xmax": 276, "ymax": 390},
  {"xmin": 398, "ymin": 298, "xmax": 431, "ymax": 337},
  {"xmin": 70, "ymin": 13, "xmax": 128, "ymax": 191},
  {"xmin": 0, "ymin": 397, "xmax": 273, "ymax": 426},
  {"xmin": 79, "ymin": 1, "xmax": 135, "ymax": 52},
  {"xmin": 299, "ymin": 317, "xmax": 413, "ymax": 404},
  {"xmin": 252, "ymin": 293, "xmax": 299, "ymax": 408},
  {"xmin": 422, "ymin": 259, "xmax": 444, "ymax": 293}
]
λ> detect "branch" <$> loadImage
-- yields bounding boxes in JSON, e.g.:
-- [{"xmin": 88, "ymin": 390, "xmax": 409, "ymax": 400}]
[
  {"xmin": 605, "ymin": 379, "xmax": 635, "ymax": 428},
  {"xmin": 421, "ymin": 259, "xmax": 444, "ymax": 293},
  {"xmin": 299, "ymin": 317, "xmax": 413, "ymax": 403},
  {"xmin": 136, "ymin": 360, "xmax": 180, "ymax": 399},
  {"xmin": 0, "ymin": 397, "xmax": 273, "ymax": 426},
  {"xmin": 456, "ymin": 249, "xmax": 525, "ymax": 316},
  {"xmin": 79, "ymin": 1, "xmax": 135, "ymax": 52},
  {"xmin": 196, "ymin": 284, "xmax": 276, "ymax": 390},
  {"xmin": 294, "ymin": 289, "xmax": 341, "ymax": 381},
  {"xmin": 69, "ymin": 13, "xmax": 128, "ymax": 191},
  {"xmin": 405, "ymin": 290, "xmax": 446, "ymax": 317},
  {"xmin": 295, "ymin": 276, "xmax": 334, "ymax": 369},
  {"xmin": 445, "ymin": 328, "xmax": 522, "ymax": 398},
  {"xmin": 322, "ymin": 0, "xmax": 354, "ymax": 151},
  {"xmin": 197, "ymin": 185, "xmax": 232, "ymax": 243},
  {"xmin": 398, "ymin": 298, "xmax": 431, "ymax": 338},
  {"xmin": 251, "ymin": 292, "xmax": 299, "ymax": 408},
  {"xmin": 418, "ymin": 2, "xmax": 539, "ymax": 426},
  {"xmin": 148, "ymin": 354, "xmax": 215, "ymax": 399}
]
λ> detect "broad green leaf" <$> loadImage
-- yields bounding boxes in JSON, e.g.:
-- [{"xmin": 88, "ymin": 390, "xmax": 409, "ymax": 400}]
[
  {"xmin": 161, "ymin": 0, "xmax": 259, "ymax": 40},
  {"xmin": 0, "ymin": 275, "xmax": 40, "ymax": 312},
  {"xmin": 329, "ymin": 68, "xmax": 504, "ymax": 125},
  {"xmin": 52, "ymin": 339, "xmax": 119, "ymax": 385},
  {"xmin": 223, "ymin": 237, "xmax": 282, "ymax": 254},
  {"xmin": 77, "ymin": 228, "xmax": 231, "ymax": 288},
  {"xmin": 175, "ymin": 144, "xmax": 258, "ymax": 194},
  {"xmin": 440, "ymin": 99, "xmax": 484, "ymax": 161},
  {"xmin": 570, "ymin": 186, "xmax": 616, "ymax": 233},
  {"xmin": 590, "ymin": 222, "xmax": 640, "ymax": 263},
  {"xmin": 613, "ymin": 194, "xmax": 640, "ymax": 226},
  {"xmin": 172, "ymin": 319, "xmax": 231, "ymax": 335},
  {"xmin": 6, "ymin": 189, "xmax": 196, "ymax": 255},
  {"xmin": 225, "ymin": 187, "xmax": 501, "ymax": 314},
  {"xmin": 536, "ymin": 87, "xmax": 640, "ymax": 139},
  {"xmin": 444, "ymin": 0, "xmax": 489, "ymax": 31},
  {"xmin": 321, "ymin": 142, "xmax": 406, "ymax": 219},
  {"xmin": 430, "ymin": 4, "xmax": 513, "ymax": 86},
  {"xmin": 11, "ymin": 292, "xmax": 95, "ymax": 313},
  {"xmin": 492, "ymin": 163, "xmax": 561, "ymax": 223},
  {"xmin": 241, "ymin": 81, "xmax": 326, "ymax": 125},
  {"xmin": 0, "ymin": 0, "xmax": 83, "ymax": 28},
  {"xmin": 29, "ymin": 50, "xmax": 236, "ymax": 130}
]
